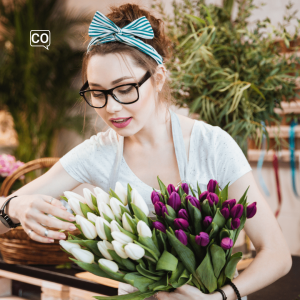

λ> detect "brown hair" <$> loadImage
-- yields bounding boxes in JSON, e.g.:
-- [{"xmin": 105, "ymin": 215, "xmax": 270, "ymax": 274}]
[{"xmin": 80, "ymin": 3, "xmax": 175, "ymax": 133}]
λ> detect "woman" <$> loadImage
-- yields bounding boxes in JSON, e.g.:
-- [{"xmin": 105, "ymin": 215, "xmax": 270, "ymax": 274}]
[{"xmin": 0, "ymin": 3, "xmax": 291, "ymax": 300}]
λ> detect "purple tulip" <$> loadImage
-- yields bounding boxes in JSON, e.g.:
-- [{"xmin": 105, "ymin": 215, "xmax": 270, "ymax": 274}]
[
  {"xmin": 152, "ymin": 221, "xmax": 166, "ymax": 233},
  {"xmin": 181, "ymin": 183, "xmax": 189, "ymax": 195},
  {"xmin": 199, "ymin": 191, "xmax": 209, "ymax": 202},
  {"xmin": 168, "ymin": 192, "xmax": 181, "ymax": 211},
  {"xmin": 195, "ymin": 232, "xmax": 210, "ymax": 247},
  {"xmin": 174, "ymin": 218, "xmax": 189, "ymax": 230},
  {"xmin": 167, "ymin": 184, "xmax": 176, "ymax": 195},
  {"xmin": 186, "ymin": 195, "xmax": 201, "ymax": 210},
  {"xmin": 203, "ymin": 216, "xmax": 213, "ymax": 227},
  {"xmin": 154, "ymin": 202, "xmax": 165, "ymax": 216},
  {"xmin": 230, "ymin": 204, "xmax": 244, "ymax": 219},
  {"xmin": 162, "ymin": 205, "xmax": 169, "ymax": 218},
  {"xmin": 207, "ymin": 193, "xmax": 219, "ymax": 206},
  {"xmin": 220, "ymin": 207, "xmax": 230, "ymax": 219},
  {"xmin": 221, "ymin": 237, "xmax": 233, "ymax": 250},
  {"xmin": 151, "ymin": 190, "xmax": 161, "ymax": 205},
  {"xmin": 175, "ymin": 229, "xmax": 188, "ymax": 245},
  {"xmin": 247, "ymin": 202, "xmax": 257, "ymax": 219},
  {"xmin": 222, "ymin": 199, "xmax": 236, "ymax": 210},
  {"xmin": 178, "ymin": 208, "xmax": 188, "ymax": 220},
  {"xmin": 207, "ymin": 179, "xmax": 218, "ymax": 193},
  {"xmin": 231, "ymin": 218, "xmax": 241, "ymax": 230}
]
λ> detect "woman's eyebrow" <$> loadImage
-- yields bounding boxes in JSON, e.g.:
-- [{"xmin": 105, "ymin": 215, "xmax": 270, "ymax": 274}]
[{"xmin": 89, "ymin": 75, "xmax": 133, "ymax": 87}]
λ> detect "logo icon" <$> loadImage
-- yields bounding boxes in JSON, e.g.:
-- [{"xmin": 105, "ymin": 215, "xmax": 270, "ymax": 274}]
[{"xmin": 30, "ymin": 30, "xmax": 51, "ymax": 50}]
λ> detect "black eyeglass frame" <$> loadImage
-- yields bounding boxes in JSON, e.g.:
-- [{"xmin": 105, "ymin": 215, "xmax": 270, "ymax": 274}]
[{"xmin": 79, "ymin": 71, "xmax": 152, "ymax": 108}]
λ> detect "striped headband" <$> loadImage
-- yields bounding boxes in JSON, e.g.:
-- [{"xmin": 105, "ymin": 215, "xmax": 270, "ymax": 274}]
[{"xmin": 87, "ymin": 11, "xmax": 164, "ymax": 66}]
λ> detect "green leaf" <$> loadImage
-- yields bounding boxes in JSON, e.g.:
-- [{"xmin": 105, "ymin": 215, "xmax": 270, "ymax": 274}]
[
  {"xmin": 127, "ymin": 184, "xmax": 134, "ymax": 215},
  {"xmin": 148, "ymin": 274, "xmax": 170, "ymax": 291},
  {"xmin": 123, "ymin": 272, "xmax": 155, "ymax": 292},
  {"xmin": 224, "ymin": 252, "xmax": 243, "ymax": 280},
  {"xmin": 91, "ymin": 194, "xmax": 97, "ymax": 207},
  {"xmin": 136, "ymin": 264, "xmax": 163, "ymax": 280},
  {"xmin": 125, "ymin": 213, "xmax": 138, "ymax": 235},
  {"xmin": 166, "ymin": 204, "xmax": 177, "ymax": 218},
  {"xmin": 107, "ymin": 249, "xmax": 126, "ymax": 268},
  {"xmin": 202, "ymin": 199, "xmax": 212, "ymax": 216},
  {"xmin": 151, "ymin": 228, "xmax": 160, "ymax": 250},
  {"xmin": 109, "ymin": 188, "xmax": 122, "ymax": 203},
  {"xmin": 187, "ymin": 201, "xmax": 203, "ymax": 235},
  {"xmin": 138, "ymin": 236, "xmax": 161, "ymax": 258},
  {"xmin": 102, "ymin": 212, "xmax": 113, "ymax": 223},
  {"xmin": 169, "ymin": 261, "xmax": 186, "ymax": 284},
  {"xmin": 156, "ymin": 250, "xmax": 178, "ymax": 271},
  {"xmin": 238, "ymin": 186, "xmax": 250, "ymax": 205},
  {"xmin": 157, "ymin": 176, "xmax": 170, "ymax": 198},
  {"xmin": 120, "ymin": 205, "xmax": 132, "ymax": 218},
  {"xmin": 79, "ymin": 202, "xmax": 94, "ymax": 218},
  {"xmin": 104, "ymin": 223, "xmax": 113, "ymax": 243},
  {"xmin": 188, "ymin": 234, "xmax": 205, "ymax": 263},
  {"xmin": 210, "ymin": 244, "xmax": 226, "ymax": 278},
  {"xmin": 133, "ymin": 240, "xmax": 159, "ymax": 261},
  {"xmin": 83, "ymin": 240, "xmax": 103, "ymax": 258},
  {"xmin": 212, "ymin": 208, "xmax": 226, "ymax": 228},
  {"xmin": 60, "ymin": 196, "xmax": 69, "ymax": 202},
  {"xmin": 220, "ymin": 183, "xmax": 229, "ymax": 204},
  {"xmin": 131, "ymin": 203, "xmax": 149, "ymax": 226},
  {"xmin": 185, "ymin": 13, "xmax": 206, "ymax": 26},
  {"xmin": 98, "ymin": 260, "xmax": 126, "ymax": 282},
  {"xmin": 118, "ymin": 225, "xmax": 138, "ymax": 241},
  {"xmin": 121, "ymin": 258, "xmax": 137, "ymax": 272},
  {"xmin": 171, "ymin": 269, "xmax": 193, "ymax": 288},
  {"xmin": 197, "ymin": 182, "xmax": 202, "ymax": 197}
]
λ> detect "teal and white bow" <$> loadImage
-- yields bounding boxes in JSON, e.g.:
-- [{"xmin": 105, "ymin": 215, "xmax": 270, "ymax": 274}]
[{"xmin": 87, "ymin": 11, "xmax": 163, "ymax": 65}]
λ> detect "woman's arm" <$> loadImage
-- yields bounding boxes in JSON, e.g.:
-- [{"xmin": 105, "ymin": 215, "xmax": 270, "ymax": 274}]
[
  {"xmin": 0, "ymin": 161, "xmax": 82, "ymax": 238},
  {"xmin": 212, "ymin": 170, "xmax": 292, "ymax": 300}
]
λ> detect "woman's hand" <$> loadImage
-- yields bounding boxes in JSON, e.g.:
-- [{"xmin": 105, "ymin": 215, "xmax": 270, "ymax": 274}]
[
  {"xmin": 155, "ymin": 284, "xmax": 217, "ymax": 300},
  {"xmin": 9, "ymin": 194, "xmax": 77, "ymax": 243}
]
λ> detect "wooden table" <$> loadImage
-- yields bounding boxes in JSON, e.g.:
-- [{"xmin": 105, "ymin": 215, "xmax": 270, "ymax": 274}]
[{"xmin": 0, "ymin": 256, "xmax": 299, "ymax": 300}]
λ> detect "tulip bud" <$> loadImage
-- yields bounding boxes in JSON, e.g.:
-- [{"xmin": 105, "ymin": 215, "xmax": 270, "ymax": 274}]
[
  {"xmin": 115, "ymin": 182, "xmax": 128, "ymax": 206},
  {"xmin": 99, "ymin": 258, "xmax": 119, "ymax": 272},
  {"xmin": 186, "ymin": 195, "xmax": 201, "ymax": 210},
  {"xmin": 110, "ymin": 220, "xmax": 121, "ymax": 232},
  {"xmin": 83, "ymin": 188, "xmax": 96, "ymax": 210},
  {"xmin": 137, "ymin": 220, "xmax": 152, "ymax": 238},
  {"xmin": 111, "ymin": 231, "xmax": 133, "ymax": 244},
  {"xmin": 95, "ymin": 188, "xmax": 110, "ymax": 206},
  {"xmin": 97, "ymin": 240, "xmax": 114, "ymax": 260},
  {"xmin": 64, "ymin": 191, "xmax": 86, "ymax": 203},
  {"xmin": 231, "ymin": 204, "xmax": 243, "ymax": 219},
  {"xmin": 154, "ymin": 202, "xmax": 165, "ymax": 216},
  {"xmin": 68, "ymin": 198, "xmax": 84, "ymax": 217},
  {"xmin": 181, "ymin": 183, "xmax": 189, "ymax": 195},
  {"xmin": 161, "ymin": 205, "xmax": 169, "ymax": 219},
  {"xmin": 195, "ymin": 232, "xmax": 210, "ymax": 247},
  {"xmin": 168, "ymin": 192, "xmax": 181, "ymax": 211},
  {"xmin": 59, "ymin": 240, "xmax": 81, "ymax": 253},
  {"xmin": 76, "ymin": 215, "xmax": 97, "ymax": 239},
  {"xmin": 247, "ymin": 202, "xmax": 257, "ymax": 219},
  {"xmin": 70, "ymin": 248, "xmax": 94, "ymax": 263},
  {"xmin": 167, "ymin": 184, "xmax": 176, "ymax": 195},
  {"xmin": 220, "ymin": 207, "xmax": 230, "ymax": 219},
  {"xmin": 98, "ymin": 202, "xmax": 115, "ymax": 220},
  {"xmin": 111, "ymin": 240, "xmax": 128, "ymax": 259},
  {"xmin": 151, "ymin": 190, "xmax": 161, "ymax": 205},
  {"xmin": 207, "ymin": 193, "xmax": 219, "ymax": 206},
  {"xmin": 207, "ymin": 179, "xmax": 218, "ymax": 193},
  {"xmin": 175, "ymin": 229, "xmax": 188, "ymax": 245},
  {"xmin": 152, "ymin": 221, "xmax": 166, "ymax": 233},
  {"xmin": 124, "ymin": 243, "xmax": 145, "ymax": 260},
  {"xmin": 203, "ymin": 216, "xmax": 213, "ymax": 228},
  {"xmin": 87, "ymin": 212, "xmax": 98, "ymax": 223},
  {"xmin": 178, "ymin": 208, "xmax": 188, "ymax": 220},
  {"xmin": 199, "ymin": 191, "xmax": 209, "ymax": 202},
  {"xmin": 222, "ymin": 199, "xmax": 236, "ymax": 210},
  {"xmin": 174, "ymin": 218, "xmax": 189, "ymax": 230},
  {"xmin": 95, "ymin": 217, "xmax": 111, "ymax": 240},
  {"xmin": 110, "ymin": 197, "xmax": 125, "ymax": 220},
  {"xmin": 122, "ymin": 212, "xmax": 134, "ymax": 233},
  {"xmin": 220, "ymin": 237, "xmax": 233, "ymax": 250},
  {"xmin": 131, "ymin": 189, "xmax": 149, "ymax": 216},
  {"xmin": 231, "ymin": 218, "xmax": 241, "ymax": 230}
]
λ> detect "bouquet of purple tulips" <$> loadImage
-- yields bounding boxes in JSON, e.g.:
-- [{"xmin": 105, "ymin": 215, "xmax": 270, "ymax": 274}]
[{"xmin": 59, "ymin": 177, "xmax": 256, "ymax": 300}]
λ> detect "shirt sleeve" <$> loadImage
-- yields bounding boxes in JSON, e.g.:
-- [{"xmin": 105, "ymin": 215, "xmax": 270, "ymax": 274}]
[{"xmin": 214, "ymin": 127, "xmax": 252, "ymax": 189}]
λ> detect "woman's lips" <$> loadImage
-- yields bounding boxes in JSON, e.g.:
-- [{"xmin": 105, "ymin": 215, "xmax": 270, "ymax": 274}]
[{"xmin": 111, "ymin": 117, "xmax": 132, "ymax": 128}]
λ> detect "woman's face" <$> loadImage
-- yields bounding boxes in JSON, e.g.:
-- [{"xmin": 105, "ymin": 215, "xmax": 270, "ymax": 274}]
[{"xmin": 86, "ymin": 53, "xmax": 164, "ymax": 137}]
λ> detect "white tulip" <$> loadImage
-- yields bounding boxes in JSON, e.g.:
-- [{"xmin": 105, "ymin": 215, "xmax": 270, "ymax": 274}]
[
  {"xmin": 111, "ymin": 231, "xmax": 133, "ymax": 245},
  {"xmin": 99, "ymin": 258, "xmax": 119, "ymax": 273},
  {"xmin": 94, "ymin": 187, "xmax": 110, "ymax": 205},
  {"xmin": 124, "ymin": 243, "xmax": 145, "ymax": 260},
  {"xmin": 87, "ymin": 212, "xmax": 98, "ymax": 223},
  {"xmin": 110, "ymin": 197, "xmax": 125, "ymax": 220},
  {"xmin": 59, "ymin": 240, "xmax": 81, "ymax": 253},
  {"xmin": 112, "ymin": 240, "xmax": 128, "ymax": 259},
  {"xmin": 64, "ymin": 191, "xmax": 86, "ymax": 203},
  {"xmin": 95, "ymin": 217, "xmax": 111, "ymax": 240},
  {"xmin": 97, "ymin": 240, "xmax": 114, "ymax": 260},
  {"xmin": 83, "ymin": 188, "xmax": 96, "ymax": 210},
  {"xmin": 137, "ymin": 220, "xmax": 152, "ymax": 238},
  {"xmin": 115, "ymin": 182, "xmax": 128, "ymax": 206},
  {"xmin": 98, "ymin": 202, "xmax": 115, "ymax": 220},
  {"xmin": 70, "ymin": 248, "xmax": 94, "ymax": 264},
  {"xmin": 68, "ymin": 198, "xmax": 84, "ymax": 217},
  {"xmin": 76, "ymin": 215, "xmax": 97, "ymax": 239},
  {"xmin": 131, "ymin": 189, "xmax": 149, "ymax": 216},
  {"xmin": 122, "ymin": 212, "xmax": 134, "ymax": 233},
  {"xmin": 110, "ymin": 220, "xmax": 121, "ymax": 232}
]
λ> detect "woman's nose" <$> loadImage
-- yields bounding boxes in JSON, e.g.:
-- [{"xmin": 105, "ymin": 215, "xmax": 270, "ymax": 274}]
[{"xmin": 105, "ymin": 93, "xmax": 123, "ymax": 113}]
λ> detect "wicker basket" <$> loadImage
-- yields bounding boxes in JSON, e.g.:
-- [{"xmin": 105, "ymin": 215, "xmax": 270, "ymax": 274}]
[{"xmin": 0, "ymin": 226, "xmax": 80, "ymax": 265}]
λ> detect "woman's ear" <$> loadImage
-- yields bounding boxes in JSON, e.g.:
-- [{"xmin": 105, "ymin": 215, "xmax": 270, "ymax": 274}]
[{"xmin": 155, "ymin": 65, "xmax": 167, "ymax": 92}]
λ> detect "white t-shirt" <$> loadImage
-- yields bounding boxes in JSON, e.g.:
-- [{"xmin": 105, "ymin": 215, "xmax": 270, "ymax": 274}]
[{"xmin": 59, "ymin": 119, "xmax": 252, "ymax": 217}]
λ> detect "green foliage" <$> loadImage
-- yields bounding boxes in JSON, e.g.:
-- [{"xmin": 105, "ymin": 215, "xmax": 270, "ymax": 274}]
[
  {"xmin": 0, "ymin": 0, "xmax": 92, "ymax": 162},
  {"xmin": 153, "ymin": 0, "xmax": 300, "ymax": 154}
]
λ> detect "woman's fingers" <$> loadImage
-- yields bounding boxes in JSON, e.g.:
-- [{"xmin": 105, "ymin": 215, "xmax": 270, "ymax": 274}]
[
  {"xmin": 44, "ymin": 196, "xmax": 67, "ymax": 210},
  {"xmin": 22, "ymin": 223, "xmax": 54, "ymax": 244},
  {"xmin": 35, "ymin": 214, "xmax": 77, "ymax": 232}
]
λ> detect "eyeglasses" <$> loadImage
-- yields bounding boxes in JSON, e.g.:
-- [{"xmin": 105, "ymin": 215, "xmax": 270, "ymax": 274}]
[{"xmin": 79, "ymin": 71, "xmax": 152, "ymax": 108}]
